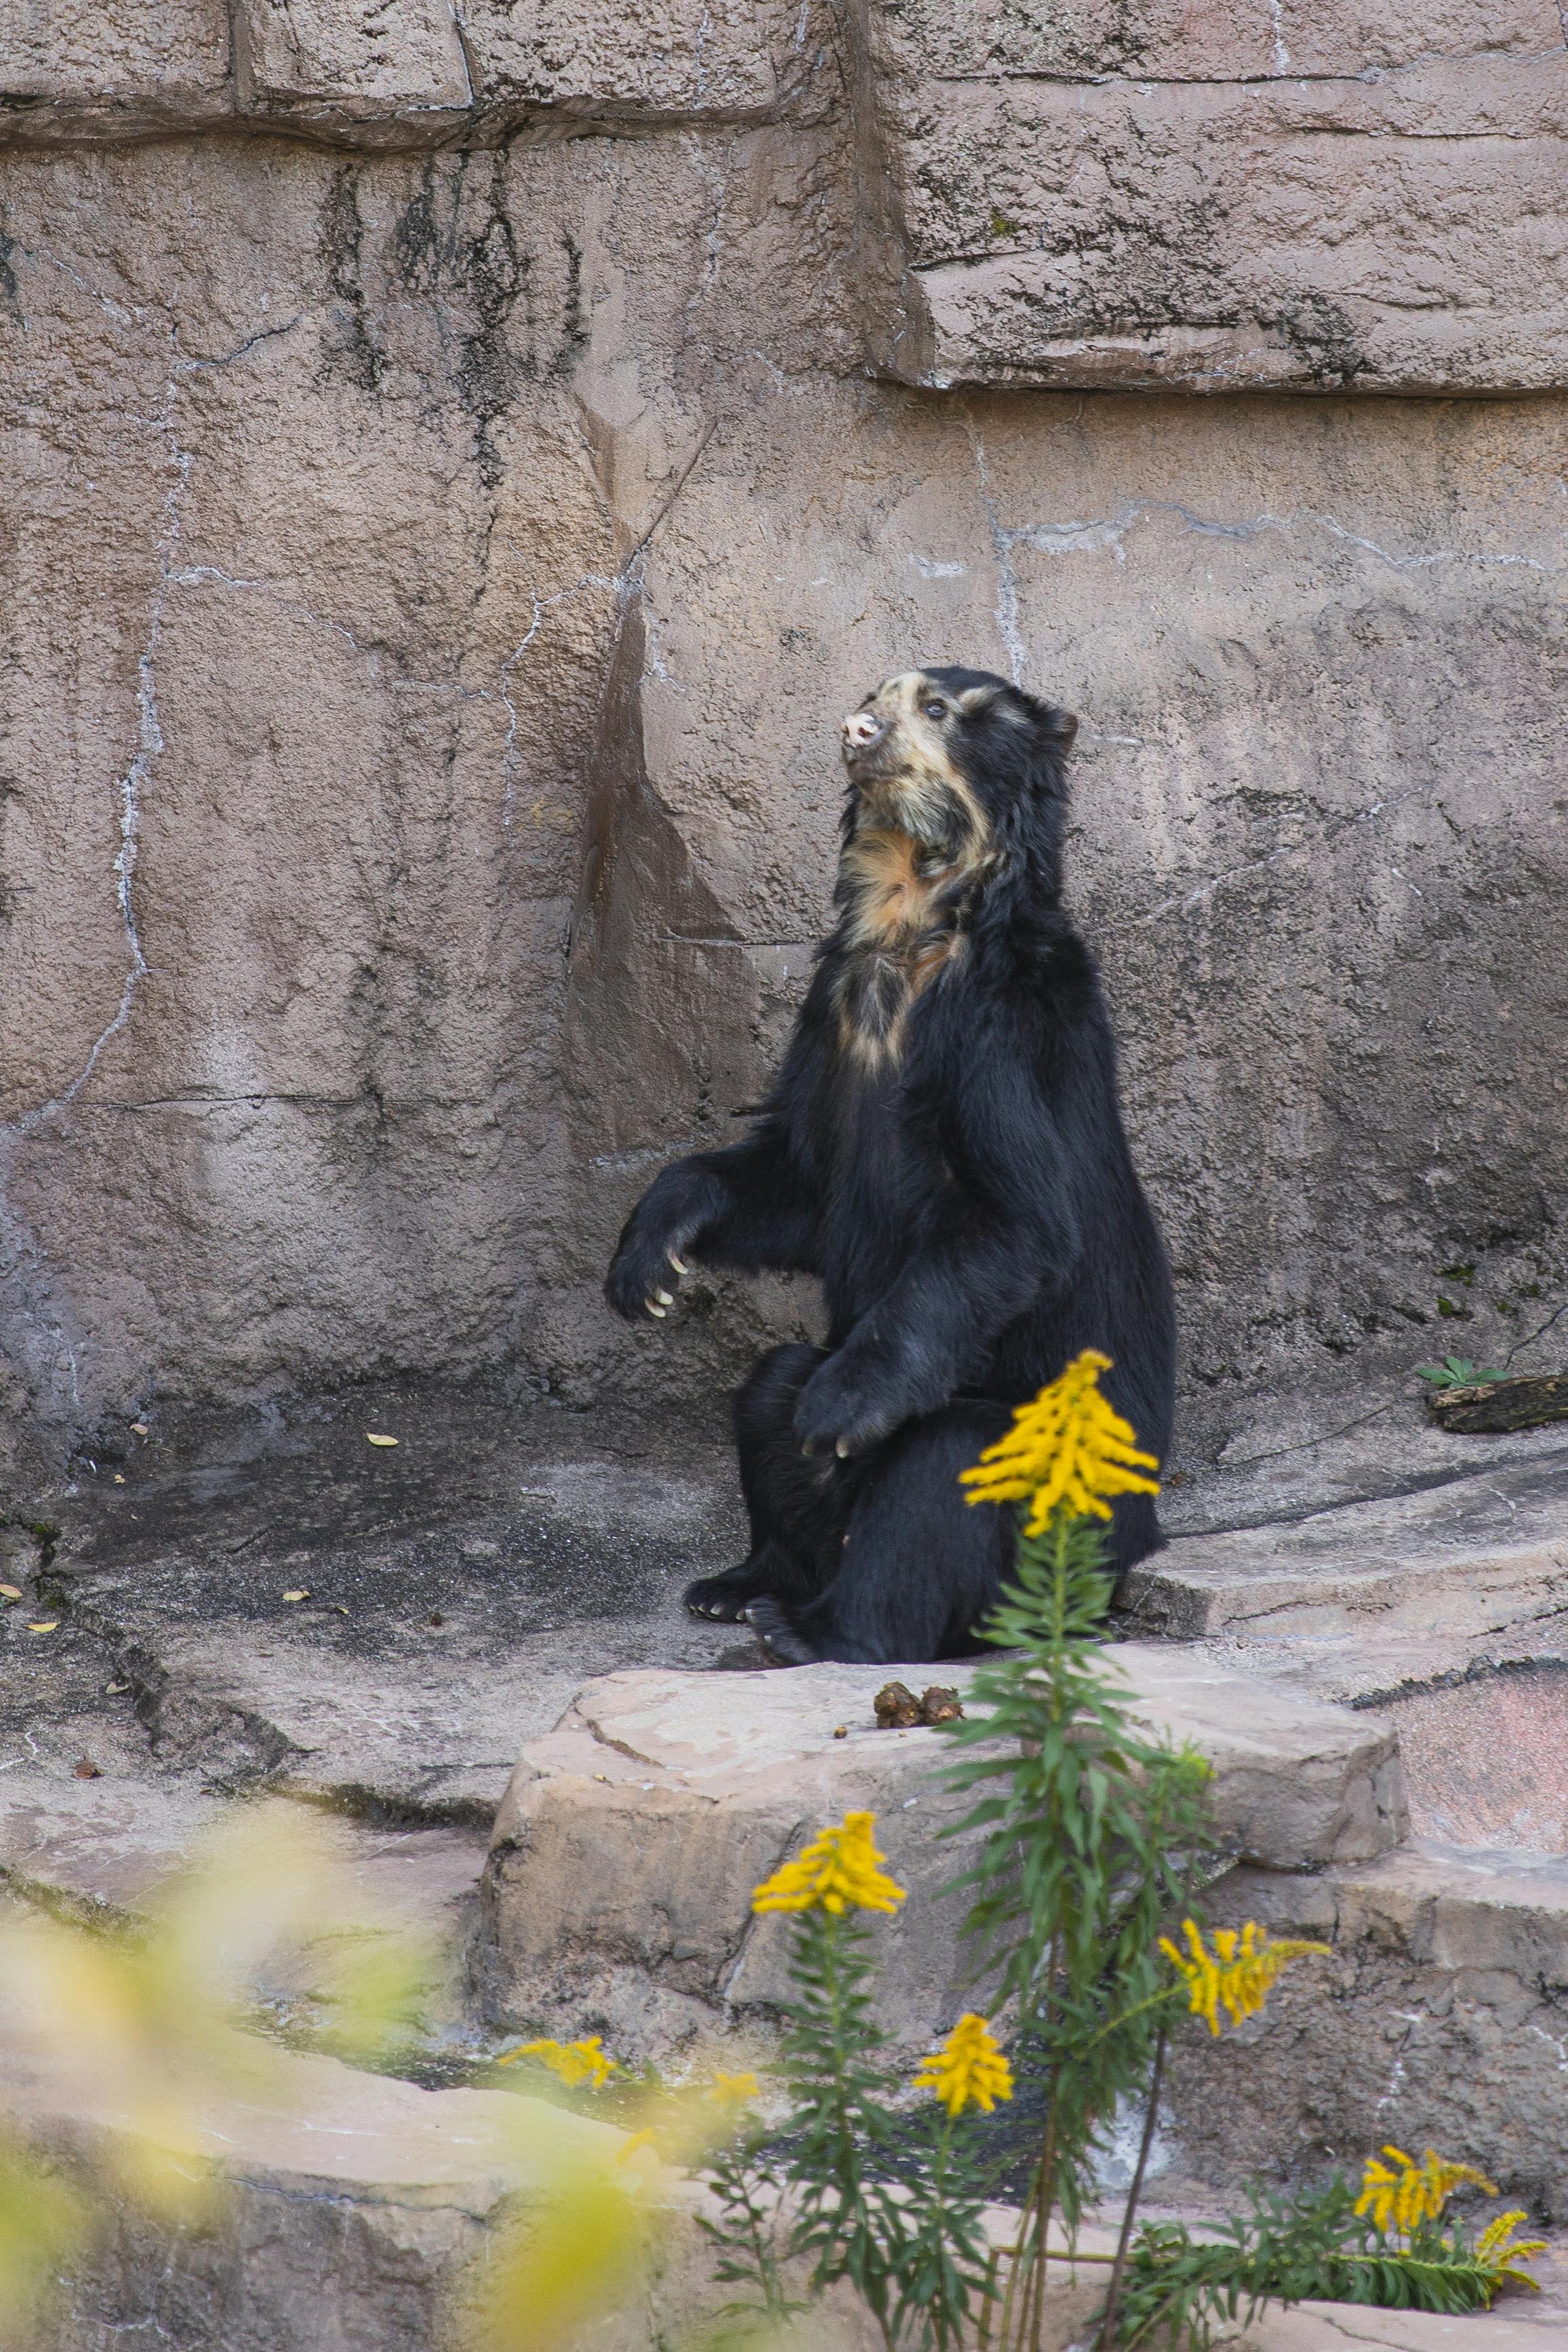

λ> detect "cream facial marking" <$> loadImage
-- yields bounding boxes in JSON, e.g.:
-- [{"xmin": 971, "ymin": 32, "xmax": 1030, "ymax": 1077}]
[{"xmin": 832, "ymin": 673, "xmax": 992, "ymax": 1068}]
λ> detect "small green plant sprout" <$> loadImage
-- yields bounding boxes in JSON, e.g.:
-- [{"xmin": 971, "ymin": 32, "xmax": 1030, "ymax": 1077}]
[
  {"xmin": 1417, "ymin": 1356, "xmax": 1506, "ymax": 1389},
  {"xmin": 1159, "ymin": 1919, "xmax": 1330, "ymax": 2037}
]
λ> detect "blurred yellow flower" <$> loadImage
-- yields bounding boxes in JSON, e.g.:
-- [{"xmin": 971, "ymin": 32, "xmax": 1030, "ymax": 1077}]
[
  {"xmin": 1355, "ymin": 2145, "xmax": 1497, "ymax": 2237},
  {"xmin": 499, "ymin": 2035, "xmax": 618, "ymax": 2090},
  {"xmin": 1159, "ymin": 1918, "xmax": 1329, "ymax": 2037},
  {"xmin": 959, "ymin": 1350, "xmax": 1161, "ymax": 1533},
  {"xmin": 752, "ymin": 1812, "xmax": 906, "ymax": 1917},
  {"xmin": 912, "ymin": 2014, "xmax": 1013, "ymax": 2118},
  {"xmin": 1475, "ymin": 2208, "xmax": 1547, "ymax": 2291},
  {"xmin": 708, "ymin": 2071, "xmax": 761, "ymax": 2105}
]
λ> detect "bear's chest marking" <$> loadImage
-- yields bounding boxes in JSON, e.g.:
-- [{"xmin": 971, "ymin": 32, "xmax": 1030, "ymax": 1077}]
[{"xmin": 833, "ymin": 829, "xmax": 966, "ymax": 1069}]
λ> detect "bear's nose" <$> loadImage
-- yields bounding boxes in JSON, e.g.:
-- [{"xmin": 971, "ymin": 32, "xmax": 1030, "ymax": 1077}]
[{"xmin": 843, "ymin": 709, "xmax": 885, "ymax": 752}]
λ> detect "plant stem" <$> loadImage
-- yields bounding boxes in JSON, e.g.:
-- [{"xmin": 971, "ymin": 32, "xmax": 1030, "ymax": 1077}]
[{"xmin": 1095, "ymin": 2023, "xmax": 1167, "ymax": 2352}]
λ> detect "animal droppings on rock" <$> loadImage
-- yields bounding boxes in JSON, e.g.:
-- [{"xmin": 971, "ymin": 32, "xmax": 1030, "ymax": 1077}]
[
  {"xmin": 74, "ymin": 1756, "xmax": 103, "ymax": 1779},
  {"xmin": 130, "ymin": 1422, "xmax": 149, "ymax": 1435},
  {"xmin": 875, "ymin": 1680, "xmax": 924, "ymax": 1728},
  {"xmin": 833, "ymin": 1723, "xmax": 848, "ymax": 1738},
  {"xmin": 366, "ymin": 1433, "xmax": 399, "ymax": 1447},
  {"xmin": 874, "ymin": 1681, "xmax": 965, "ymax": 1729}
]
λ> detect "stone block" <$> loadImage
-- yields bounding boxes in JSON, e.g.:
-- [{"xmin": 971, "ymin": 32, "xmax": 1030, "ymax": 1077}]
[
  {"xmin": 1108, "ymin": 1643, "xmax": 1405, "ymax": 1868},
  {"xmin": 460, "ymin": 0, "xmax": 831, "ymax": 124},
  {"xmin": 478, "ymin": 1654, "xmax": 1403, "ymax": 2057},
  {"xmin": 1120, "ymin": 1457, "xmax": 1568, "ymax": 1702},
  {"xmin": 864, "ymin": 0, "xmax": 1561, "ymax": 81},
  {"xmin": 866, "ymin": 54, "xmax": 1568, "ymax": 392},
  {"xmin": 0, "ymin": 0, "xmax": 232, "ymax": 138},
  {"xmin": 232, "ymin": 0, "xmax": 473, "ymax": 128}
]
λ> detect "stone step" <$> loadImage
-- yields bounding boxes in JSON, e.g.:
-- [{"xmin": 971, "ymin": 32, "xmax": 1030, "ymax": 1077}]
[
  {"xmin": 477, "ymin": 1652, "xmax": 1403, "ymax": 2062},
  {"xmin": 0, "ymin": 1771, "xmax": 492, "ymax": 2047},
  {"xmin": 6, "ymin": 2005, "xmax": 1559, "ymax": 2352},
  {"xmin": 1121, "ymin": 1456, "xmax": 1568, "ymax": 1702},
  {"xmin": 2, "ymin": 2018, "xmax": 721, "ymax": 2352}
]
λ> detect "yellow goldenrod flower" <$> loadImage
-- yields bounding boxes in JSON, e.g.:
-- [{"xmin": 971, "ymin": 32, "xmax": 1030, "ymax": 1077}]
[
  {"xmin": 708, "ymin": 2071, "xmax": 761, "ymax": 2105},
  {"xmin": 912, "ymin": 2014, "xmax": 1014, "ymax": 2118},
  {"xmin": 751, "ymin": 1812, "xmax": 906, "ymax": 1917},
  {"xmin": 1159, "ymin": 1918, "xmax": 1330, "ymax": 2037},
  {"xmin": 1354, "ymin": 2145, "xmax": 1497, "ymax": 2237},
  {"xmin": 499, "ymin": 2034, "xmax": 618, "ymax": 2090},
  {"xmin": 1474, "ymin": 2209, "xmax": 1547, "ymax": 2291},
  {"xmin": 959, "ymin": 1350, "xmax": 1161, "ymax": 1534}
]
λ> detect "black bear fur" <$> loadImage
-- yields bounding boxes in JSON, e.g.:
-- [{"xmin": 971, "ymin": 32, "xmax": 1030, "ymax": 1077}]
[{"xmin": 605, "ymin": 665, "xmax": 1175, "ymax": 1665}]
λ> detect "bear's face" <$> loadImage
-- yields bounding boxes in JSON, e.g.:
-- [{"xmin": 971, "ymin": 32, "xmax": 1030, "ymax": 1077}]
[
  {"xmin": 840, "ymin": 669, "xmax": 1076, "ymax": 860},
  {"xmin": 840, "ymin": 671, "xmax": 989, "ymax": 858}
]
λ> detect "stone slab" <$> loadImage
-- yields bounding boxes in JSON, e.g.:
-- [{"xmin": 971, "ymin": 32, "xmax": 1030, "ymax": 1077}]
[
  {"xmin": 1123, "ymin": 1448, "xmax": 1568, "ymax": 1656},
  {"xmin": 1, "ymin": 2018, "xmax": 706, "ymax": 2352},
  {"xmin": 41, "ymin": 1389, "xmax": 750, "ymax": 1819},
  {"xmin": 478, "ymin": 1651, "xmax": 1402, "ymax": 2057},
  {"xmin": 460, "ymin": 0, "xmax": 832, "ymax": 125},
  {"xmin": 0, "ymin": 0, "xmax": 232, "ymax": 138},
  {"xmin": 1384, "ymin": 1669, "xmax": 1568, "ymax": 1854},
  {"xmin": 868, "ymin": 53, "xmax": 1568, "ymax": 393},
  {"xmin": 232, "ymin": 0, "xmax": 473, "ymax": 122},
  {"xmin": 866, "ymin": 0, "xmax": 1563, "ymax": 81}
]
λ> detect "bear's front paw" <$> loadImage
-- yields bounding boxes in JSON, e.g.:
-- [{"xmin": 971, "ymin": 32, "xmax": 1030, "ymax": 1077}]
[
  {"xmin": 792, "ymin": 1350, "xmax": 903, "ymax": 1460},
  {"xmin": 605, "ymin": 1229, "xmax": 694, "ymax": 1323}
]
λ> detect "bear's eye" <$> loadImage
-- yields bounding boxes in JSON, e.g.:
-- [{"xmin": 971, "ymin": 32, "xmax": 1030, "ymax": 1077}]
[{"xmin": 923, "ymin": 698, "xmax": 948, "ymax": 721}]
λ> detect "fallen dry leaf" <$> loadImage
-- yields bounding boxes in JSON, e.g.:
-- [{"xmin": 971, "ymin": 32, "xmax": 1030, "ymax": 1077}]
[
  {"xmin": 365, "ymin": 1432, "xmax": 399, "ymax": 1448},
  {"xmin": 26, "ymin": 1621, "xmax": 58, "ymax": 1635},
  {"xmin": 112, "ymin": 1474, "xmax": 125, "ymax": 1484},
  {"xmin": 105, "ymin": 1681, "xmax": 131, "ymax": 1696},
  {"xmin": 130, "ymin": 1422, "xmax": 149, "ymax": 1435},
  {"xmin": 0, "ymin": 1582, "xmax": 22, "ymax": 1599},
  {"xmin": 74, "ymin": 1757, "xmax": 103, "ymax": 1780},
  {"xmin": 281, "ymin": 1589, "xmax": 310, "ymax": 1603}
]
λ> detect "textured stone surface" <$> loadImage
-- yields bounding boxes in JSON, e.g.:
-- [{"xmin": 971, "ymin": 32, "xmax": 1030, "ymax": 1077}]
[
  {"xmin": 866, "ymin": 54, "xmax": 1568, "ymax": 391},
  {"xmin": 0, "ymin": 1, "xmax": 1563, "ymax": 1496},
  {"xmin": 0, "ymin": 0, "xmax": 232, "ymax": 138},
  {"xmin": 477, "ymin": 1652, "xmax": 1401, "ymax": 2056}
]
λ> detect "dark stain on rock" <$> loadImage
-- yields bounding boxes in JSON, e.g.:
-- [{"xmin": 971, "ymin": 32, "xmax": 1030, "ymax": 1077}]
[
  {"xmin": 550, "ymin": 231, "xmax": 588, "ymax": 381},
  {"xmin": 1268, "ymin": 292, "xmax": 1369, "ymax": 388},
  {"xmin": 319, "ymin": 167, "xmax": 384, "ymax": 397},
  {"xmin": 390, "ymin": 158, "xmax": 586, "ymax": 483},
  {"xmin": 454, "ymin": 155, "xmax": 527, "ymax": 487},
  {"xmin": 0, "ymin": 223, "xmax": 20, "ymax": 319}
]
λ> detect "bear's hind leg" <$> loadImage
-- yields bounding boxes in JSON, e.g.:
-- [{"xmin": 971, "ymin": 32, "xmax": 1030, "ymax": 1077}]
[
  {"xmin": 748, "ymin": 1401, "xmax": 1013, "ymax": 1666},
  {"xmin": 685, "ymin": 1344, "xmax": 846, "ymax": 1622}
]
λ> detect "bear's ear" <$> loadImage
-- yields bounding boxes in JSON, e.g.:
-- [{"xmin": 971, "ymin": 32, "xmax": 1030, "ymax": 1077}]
[{"xmin": 999, "ymin": 686, "xmax": 1078, "ymax": 755}]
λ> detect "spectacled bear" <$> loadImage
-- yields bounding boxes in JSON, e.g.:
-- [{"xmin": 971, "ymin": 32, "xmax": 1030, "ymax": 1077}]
[{"xmin": 605, "ymin": 666, "xmax": 1175, "ymax": 1666}]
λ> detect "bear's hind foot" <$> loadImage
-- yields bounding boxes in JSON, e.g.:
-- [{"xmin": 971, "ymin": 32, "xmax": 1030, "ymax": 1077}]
[
  {"xmin": 684, "ymin": 1568, "xmax": 769, "ymax": 1622},
  {"xmin": 744, "ymin": 1597, "xmax": 822, "ymax": 1667}
]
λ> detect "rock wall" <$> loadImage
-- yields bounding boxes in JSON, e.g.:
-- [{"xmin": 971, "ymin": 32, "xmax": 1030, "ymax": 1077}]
[{"xmin": 1, "ymin": 2, "xmax": 1565, "ymax": 1471}]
